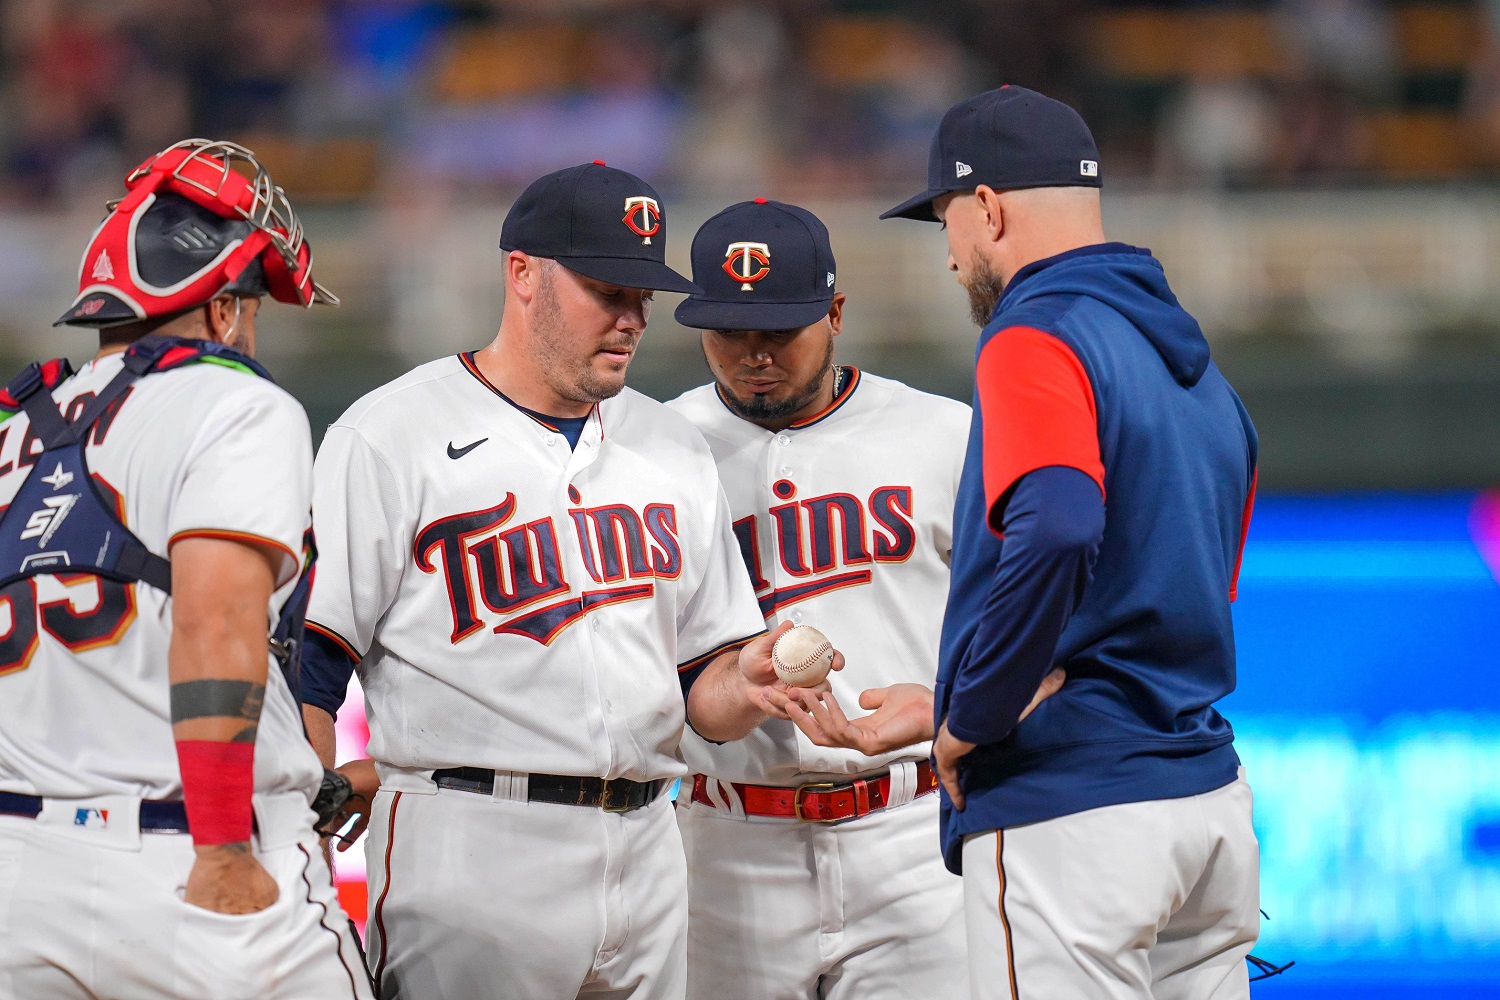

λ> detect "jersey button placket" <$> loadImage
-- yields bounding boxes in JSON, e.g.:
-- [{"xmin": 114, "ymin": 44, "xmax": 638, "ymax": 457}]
[{"xmin": 556, "ymin": 420, "xmax": 610, "ymax": 777}]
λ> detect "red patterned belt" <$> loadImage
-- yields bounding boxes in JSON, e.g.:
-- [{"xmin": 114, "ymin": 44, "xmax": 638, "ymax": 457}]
[{"xmin": 689, "ymin": 761, "xmax": 938, "ymax": 823}]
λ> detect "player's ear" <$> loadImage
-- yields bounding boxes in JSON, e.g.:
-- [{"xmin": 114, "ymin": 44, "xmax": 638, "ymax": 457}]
[
  {"xmin": 975, "ymin": 185, "xmax": 1004, "ymax": 245},
  {"xmin": 506, "ymin": 251, "xmax": 541, "ymax": 305},
  {"xmin": 826, "ymin": 292, "xmax": 846, "ymax": 337},
  {"xmin": 203, "ymin": 294, "xmax": 238, "ymax": 343}
]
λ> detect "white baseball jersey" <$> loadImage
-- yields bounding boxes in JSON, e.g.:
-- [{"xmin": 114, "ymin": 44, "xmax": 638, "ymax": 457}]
[
  {"xmin": 0, "ymin": 353, "xmax": 322, "ymax": 803},
  {"xmin": 306, "ymin": 353, "xmax": 766, "ymax": 783},
  {"xmin": 669, "ymin": 368, "xmax": 971, "ymax": 783}
]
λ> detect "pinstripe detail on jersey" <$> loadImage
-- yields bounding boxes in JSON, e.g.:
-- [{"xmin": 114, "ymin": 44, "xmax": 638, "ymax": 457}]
[
  {"xmin": 372, "ymin": 791, "xmax": 403, "ymax": 993},
  {"xmin": 306, "ymin": 621, "xmax": 360, "ymax": 663},
  {"xmin": 296, "ymin": 842, "xmax": 370, "ymax": 998},
  {"xmin": 998, "ymin": 831, "xmax": 1021, "ymax": 999}
]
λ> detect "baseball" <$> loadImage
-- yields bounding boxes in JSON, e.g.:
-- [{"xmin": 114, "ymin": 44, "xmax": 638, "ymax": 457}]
[{"xmin": 771, "ymin": 625, "xmax": 834, "ymax": 687}]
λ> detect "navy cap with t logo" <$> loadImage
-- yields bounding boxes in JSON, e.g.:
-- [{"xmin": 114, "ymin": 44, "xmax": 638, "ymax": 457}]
[
  {"xmin": 881, "ymin": 86, "xmax": 1101, "ymax": 223},
  {"xmin": 675, "ymin": 198, "xmax": 837, "ymax": 332},
  {"xmin": 500, "ymin": 160, "xmax": 699, "ymax": 293}
]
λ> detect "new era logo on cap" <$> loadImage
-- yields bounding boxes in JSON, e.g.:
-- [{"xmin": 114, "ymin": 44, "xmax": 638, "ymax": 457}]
[{"xmin": 956, "ymin": 161, "xmax": 973, "ymax": 179}]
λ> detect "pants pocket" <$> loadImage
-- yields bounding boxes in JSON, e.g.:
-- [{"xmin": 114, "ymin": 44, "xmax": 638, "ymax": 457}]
[{"xmin": 169, "ymin": 877, "xmax": 290, "ymax": 999}]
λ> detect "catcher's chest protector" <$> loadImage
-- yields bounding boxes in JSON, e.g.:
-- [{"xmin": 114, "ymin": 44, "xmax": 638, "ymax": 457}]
[{"xmin": 0, "ymin": 334, "xmax": 315, "ymax": 697}]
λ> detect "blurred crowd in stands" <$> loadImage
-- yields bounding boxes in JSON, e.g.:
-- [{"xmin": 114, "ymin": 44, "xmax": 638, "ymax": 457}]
[{"xmin": 2, "ymin": 0, "xmax": 1499, "ymax": 207}]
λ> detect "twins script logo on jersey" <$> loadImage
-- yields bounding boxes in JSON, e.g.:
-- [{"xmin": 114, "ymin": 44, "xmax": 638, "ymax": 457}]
[
  {"xmin": 416, "ymin": 493, "xmax": 682, "ymax": 645},
  {"xmin": 733, "ymin": 481, "xmax": 916, "ymax": 616},
  {"xmin": 723, "ymin": 242, "xmax": 771, "ymax": 292},
  {"xmin": 622, "ymin": 197, "xmax": 661, "ymax": 245}
]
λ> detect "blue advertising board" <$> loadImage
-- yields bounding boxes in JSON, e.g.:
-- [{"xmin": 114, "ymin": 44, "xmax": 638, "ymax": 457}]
[{"xmin": 1231, "ymin": 493, "xmax": 1500, "ymax": 997}]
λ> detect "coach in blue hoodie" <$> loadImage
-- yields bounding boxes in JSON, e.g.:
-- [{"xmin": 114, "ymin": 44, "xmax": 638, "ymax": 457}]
[{"xmin": 880, "ymin": 88, "xmax": 1262, "ymax": 999}]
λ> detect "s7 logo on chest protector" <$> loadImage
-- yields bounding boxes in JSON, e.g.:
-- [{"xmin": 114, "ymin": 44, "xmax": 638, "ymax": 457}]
[{"xmin": 414, "ymin": 494, "xmax": 682, "ymax": 645}]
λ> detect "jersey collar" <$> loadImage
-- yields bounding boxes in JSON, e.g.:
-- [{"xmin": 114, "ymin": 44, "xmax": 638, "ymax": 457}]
[
  {"xmin": 712, "ymin": 366, "xmax": 861, "ymax": 433},
  {"xmin": 458, "ymin": 351, "xmax": 598, "ymax": 434}
]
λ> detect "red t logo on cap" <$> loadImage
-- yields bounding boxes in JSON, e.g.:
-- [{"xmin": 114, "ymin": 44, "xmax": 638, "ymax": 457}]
[
  {"xmin": 723, "ymin": 242, "xmax": 771, "ymax": 291},
  {"xmin": 623, "ymin": 197, "xmax": 660, "ymax": 244}
]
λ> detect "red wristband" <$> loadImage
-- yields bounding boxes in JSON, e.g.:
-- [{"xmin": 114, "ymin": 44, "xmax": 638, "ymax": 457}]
[{"xmin": 176, "ymin": 740, "xmax": 255, "ymax": 846}]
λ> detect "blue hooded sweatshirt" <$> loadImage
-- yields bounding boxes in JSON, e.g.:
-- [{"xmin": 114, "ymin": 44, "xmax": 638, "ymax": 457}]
[{"xmin": 935, "ymin": 242, "xmax": 1258, "ymax": 874}]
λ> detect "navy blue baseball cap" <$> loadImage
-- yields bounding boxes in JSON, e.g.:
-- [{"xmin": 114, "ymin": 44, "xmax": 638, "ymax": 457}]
[
  {"xmin": 881, "ymin": 86, "xmax": 1100, "ymax": 223},
  {"xmin": 675, "ymin": 198, "xmax": 837, "ymax": 332},
  {"xmin": 500, "ymin": 161, "xmax": 699, "ymax": 293}
]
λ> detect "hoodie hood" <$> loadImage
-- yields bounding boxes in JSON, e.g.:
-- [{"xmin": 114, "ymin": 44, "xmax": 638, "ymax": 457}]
[{"xmin": 997, "ymin": 243, "xmax": 1210, "ymax": 387}]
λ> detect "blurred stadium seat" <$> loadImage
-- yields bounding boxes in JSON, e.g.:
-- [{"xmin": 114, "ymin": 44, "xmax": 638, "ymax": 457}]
[
  {"xmin": 1366, "ymin": 110, "xmax": 1478, "ymax": 177},
  {"xmin": 1085, "ymin": 9, "xmax": 1284, "ymax": 80},
  {"xmin": 234, "ymin": 136, "xmax": 381, "ymax": 199},
  {"xmin": 1394, "ymin": 4, "xmax": 1481, "ymax": 72},
  {"xmin": 430, "ymin": 24, "xmax": 583, "ymax": 102}
]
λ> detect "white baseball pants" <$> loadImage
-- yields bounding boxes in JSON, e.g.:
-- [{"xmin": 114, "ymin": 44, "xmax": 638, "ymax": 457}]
[
  {"xmin": 676, "ymin": 782, "xmax": 968, "ymax": 1000},
  {"xmin": 364, "ymin": 781, "xmax": 687, "ymax": 1000},
  {"xmin": 962, "ymin": 771, "xmax": 1260, "ymax": 1000},
  {"xmin": 0, "ymin": 791, "xmax": 372, "ymax": 999}
]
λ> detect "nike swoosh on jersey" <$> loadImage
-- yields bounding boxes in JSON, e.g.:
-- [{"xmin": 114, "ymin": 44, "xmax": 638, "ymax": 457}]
[{"xmin": 446, "ymin": 438, "xmax": 488, "ymax": 460}]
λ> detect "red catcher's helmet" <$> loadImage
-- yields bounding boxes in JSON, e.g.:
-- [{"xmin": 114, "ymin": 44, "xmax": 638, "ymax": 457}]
[{"xmin": 55, "ymin": 138, "xmax": 339, "ymax": 328}]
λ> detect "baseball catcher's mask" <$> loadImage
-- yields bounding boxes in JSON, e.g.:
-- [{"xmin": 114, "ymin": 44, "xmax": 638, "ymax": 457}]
[{"xmin": 56, "ymin": 138, "xmax": 338, "ymax": 328}]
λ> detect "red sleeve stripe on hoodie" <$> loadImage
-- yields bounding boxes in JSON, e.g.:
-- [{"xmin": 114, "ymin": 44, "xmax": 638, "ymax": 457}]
[{"xmin": 975, "ymin": 326, "xmax": 1106, "ymax": 535}]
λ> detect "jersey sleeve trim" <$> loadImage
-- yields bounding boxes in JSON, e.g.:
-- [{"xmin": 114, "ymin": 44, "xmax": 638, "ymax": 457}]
[
  {"xmin": 167, "ymin": 528, "xmax": 299, "ymax": 586},
  {"xmin": 976, "ymin": 326, "xmax": 1105, "ymax": 534},
  {"xmin": 306, "ymin": 620, "xmax": 362, "ymax": 663},
  {"xmin": 677, "ymin": 631, "xmax": 765, "ymax": 673}
]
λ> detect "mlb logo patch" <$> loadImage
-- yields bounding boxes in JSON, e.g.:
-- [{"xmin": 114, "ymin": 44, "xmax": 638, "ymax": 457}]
[
  {"xmin": 1080, "ymin": 160, "xmax": 1098, "ymax": 177},
  {"xmin": 74, "ymin": 808, "xmax": 109, "ymax": 830}
]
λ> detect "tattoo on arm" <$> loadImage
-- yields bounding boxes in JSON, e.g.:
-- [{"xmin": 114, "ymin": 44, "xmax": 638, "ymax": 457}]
[{"xmin": 170, "ymin": 679, "xmax": 266, "ymax": 743}]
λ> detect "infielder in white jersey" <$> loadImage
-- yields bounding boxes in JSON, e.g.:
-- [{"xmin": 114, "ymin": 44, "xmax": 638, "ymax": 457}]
[
  {"xmin": 0, "ymin": 141, "xmax": 371, "ymax": 999},
  {"xmin": 666, "ymin": 199, "xmax": 974, "ymax": 999},
  {"xmin": 299, "ymin": 163, "xmax": 837, "ymax": 1000}
]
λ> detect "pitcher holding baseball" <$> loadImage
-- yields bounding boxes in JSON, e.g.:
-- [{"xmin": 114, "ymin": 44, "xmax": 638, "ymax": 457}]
[{"xmin": 668, "ymin": 199, "xmax": 980, "ymax": 1000}]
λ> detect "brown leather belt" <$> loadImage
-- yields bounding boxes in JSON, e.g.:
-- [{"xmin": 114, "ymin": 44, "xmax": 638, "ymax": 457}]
[{"xmin": 689, "ymin": 761, "xmax": 938, "ymax": 823}]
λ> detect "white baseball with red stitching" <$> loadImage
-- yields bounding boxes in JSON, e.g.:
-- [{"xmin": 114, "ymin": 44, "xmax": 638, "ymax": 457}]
[{"xmin": 771, "ymin": 625, "xmax": 834, "ymax": 687}]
